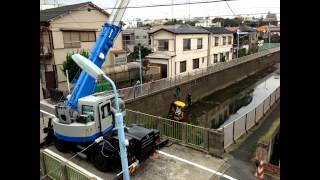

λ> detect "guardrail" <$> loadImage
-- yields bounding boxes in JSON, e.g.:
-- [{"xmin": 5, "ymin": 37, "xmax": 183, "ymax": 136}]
[
  {"xmin": 221, "ymin": 86, "xmax": 280, "ymax": 149},
  {"xmin": 40, "ymin": 149, "xmax": 103, "ymax": 180},
  {"xmin": 125, "ymin": 109, "xmax": 209, "ymax": 151},
  {"xmin": 120, "ymin": 47, "xmax": 280, "ymax": 101}
]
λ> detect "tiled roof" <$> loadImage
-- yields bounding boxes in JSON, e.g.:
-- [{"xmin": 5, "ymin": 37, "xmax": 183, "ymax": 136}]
[
  {"xmin": 202, "ymin": 27, "xmax": 233, "ymax": 34},
  {"xmin": 40, "ymin": 2, "xmax": 109, "ymax": 22},
  {"xmin": 149, "ymin": 24, "xmax": 210, "ymax": 34}
]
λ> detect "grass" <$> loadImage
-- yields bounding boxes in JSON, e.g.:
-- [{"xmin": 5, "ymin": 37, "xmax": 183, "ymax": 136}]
[{"xmin": 259, "ymin": 118, "xmax": 280, "ymax": 144}]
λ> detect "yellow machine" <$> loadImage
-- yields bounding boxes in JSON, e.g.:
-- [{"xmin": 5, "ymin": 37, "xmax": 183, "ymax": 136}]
[{"xmin": 167, "ymin": 100, "xmax": 187, "ymax": 121}]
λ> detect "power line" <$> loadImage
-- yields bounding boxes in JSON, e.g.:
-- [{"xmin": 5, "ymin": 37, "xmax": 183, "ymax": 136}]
[
  {"xmin": 225, "ymin": 0, "xmax": 237, "ymax": 16},
  {"xmin": 45, "ymin": 12, "xmax": 280, "ymax": 25},
  {"xmin": 41, "ymin": 0, "xmax": 238, "ymax": 12}
]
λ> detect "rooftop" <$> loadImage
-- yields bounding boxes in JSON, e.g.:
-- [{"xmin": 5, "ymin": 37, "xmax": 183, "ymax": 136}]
[
  {"xmin": 149, "ymin": 24, "xmax": 210, "ymax": 35},
  {"xmin": 146, "ymin": 51, "xmax": 176, "ymax": 59},
  {"xmin": 202, "ymin": 27, "xmax": 233, "ymax": 34},
  {"xmin": 40, "ymin": 1, "xmax": 109, "ymax": 23}
]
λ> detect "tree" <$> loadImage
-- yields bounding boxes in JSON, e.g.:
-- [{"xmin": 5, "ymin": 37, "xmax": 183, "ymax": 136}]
[
  {"xmin": 224, "ymin": 18, "xmax": 241, "ymax": 27},
  {"xmin": 128, "ymin": 44, "xmax": 152, "ymax": 60},
  {"xmin": 212, "ymin": 17, "xmax": 224, "ymax": 23},
  {"xmin": 61, "ymin": 49, "xmax": 89, "ymax": 82},
  {"xmin": 164, "ymin": 19, "xmax": 183, "ymax": 25},
  {"xmin": 184, "ymin": 20, "xmax": 199, "ymax": 26}
]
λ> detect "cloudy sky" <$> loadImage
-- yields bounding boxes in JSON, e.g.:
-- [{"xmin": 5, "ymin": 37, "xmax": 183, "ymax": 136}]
[{"xmin": 43, "ymin": 0, "xmax": 280, "ymax": 21}]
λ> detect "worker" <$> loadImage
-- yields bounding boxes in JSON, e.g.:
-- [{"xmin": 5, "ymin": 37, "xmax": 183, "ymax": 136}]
[{"xmin": 186, "ymin": 93, "xmax": 192, "ymax": 106}]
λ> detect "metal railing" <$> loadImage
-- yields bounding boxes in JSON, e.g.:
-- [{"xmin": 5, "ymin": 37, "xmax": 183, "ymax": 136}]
[
  {"xmin": 40, "ymin": 149, "xmax": 102, "ymax": 180},
  {"xmin": 120, "ymin": 47, "xmax": 280, "ymax": 101},
  {"xmin": 125, "ymin": 109, "xmax": 209, "ymax": 151}
]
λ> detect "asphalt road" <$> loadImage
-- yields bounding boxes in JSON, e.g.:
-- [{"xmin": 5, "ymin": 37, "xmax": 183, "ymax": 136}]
[{"xmin": 220, "ymin": 102, "xmax": 280, "ymax": 180}]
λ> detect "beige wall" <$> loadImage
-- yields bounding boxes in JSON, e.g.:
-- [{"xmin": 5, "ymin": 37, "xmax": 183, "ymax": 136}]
[
  {"xmin": 174, "ymin": 34, "xmax": 208, "ymax": 75},
  {"xmin": 209, "ymin": 34, "xmax": 233, "ymax": 65},
  {"xmin": 47, "ymin": 5, "xmax": 124, "ymax": 91},
  {"xmin": 146, "ymin": 30, "xmax": 236, "ymax": 79},
  {"xmin": 150, "ymin": 30, "xmax": 209, "ymax": 78}
]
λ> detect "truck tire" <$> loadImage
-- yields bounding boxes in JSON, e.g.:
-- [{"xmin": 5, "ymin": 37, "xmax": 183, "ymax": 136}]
[
  {"xmin": 92, "ymin": 152, "xmax": 113, "ymax": 172},
  {"xmin": 54, "ymin": 137, "xmax": 70, "ymax": 153}
]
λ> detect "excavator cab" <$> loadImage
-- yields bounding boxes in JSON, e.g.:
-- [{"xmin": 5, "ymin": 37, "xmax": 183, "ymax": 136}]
[{"xmin": 167, "ymin": 100, "xmax": 187, "ymax": 122}]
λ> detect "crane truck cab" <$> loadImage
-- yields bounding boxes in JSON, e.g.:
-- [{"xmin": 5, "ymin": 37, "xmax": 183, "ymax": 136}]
[{"xmin": 52, "ymin": 92, "xmax": 160, "ymax": 172}]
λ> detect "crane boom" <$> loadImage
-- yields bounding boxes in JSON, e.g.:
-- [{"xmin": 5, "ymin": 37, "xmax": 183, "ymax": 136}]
[{"xmin": 66, "ymin": 0, "xmax": 129, "ymax": 110}]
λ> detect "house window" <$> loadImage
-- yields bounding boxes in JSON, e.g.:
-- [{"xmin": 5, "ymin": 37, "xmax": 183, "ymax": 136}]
[
  {"xmin": 80, "ymin": 32, "xmax": 96, "ymax": 42},
  {"xmin": 197, "ymin": 38, "xmax": 203, "ymax": 49},
  {"xmin": 183, "ymin": 39, "xmax": 191, "ymax": 51},
  {"xmin": 63, "ymin": 31, "xmax": 96, "ymax": 48},
  {"xmin": 202, "ymin": 57, "xmax": 205, "ymax": 63},
  {"xmin": 180, "ymin": 61, "xmax": 187, "ymax": 73},
  {"xmin": 220, "ymin": 53, "xmax": 224, "ymax": 62},
  {"xmin": 143, "ymin": 36, "xmax": 147, "ymax": 39},
  {"xmin": 214, "ymin": 37, "xmax": 219, "ymax": 46},
  {"xmin": 228, "ymin": 36, "xmax": 232, "ymax": 45},
  {"xmin": 223, "ymin": 36, "xmax": 226, "ymax": 45},
  {"xmin": 214, "ymin": 54, "xmax": 218, "ymax": 63},
  {"xmin": 226, "ymin": 52, "xmax": 229, "ymax": 61},
  {"xmin": 158, "ymin": 40, "xmax": 169, "ymax": 51},
  {"xmin": 193, "ymin": 58, "xmax": 199, "ymax": 69}
]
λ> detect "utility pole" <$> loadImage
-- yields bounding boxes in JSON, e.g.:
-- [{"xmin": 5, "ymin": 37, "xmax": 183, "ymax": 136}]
[
  {"xmin": 139, "ymin": 46, "xmax": 143, "ymax": 92},
  {"xmin": 268, "ymin": 21, "xmax": 271, "ymax": 49},
  {"xmin": 237, "ymin": 29, "xmax": 239, "ymax": 58}
]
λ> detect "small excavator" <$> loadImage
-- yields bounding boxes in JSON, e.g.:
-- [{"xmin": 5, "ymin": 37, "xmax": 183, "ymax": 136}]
[{"xmin": 167, "ymin": 89, "xmax": 192, "ymax": 122}]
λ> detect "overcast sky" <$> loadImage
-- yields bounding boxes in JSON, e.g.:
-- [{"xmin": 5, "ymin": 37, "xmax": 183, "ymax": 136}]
[{"xmin": 45, "ymin": 0, "xmax": 280, "ymax": 21}]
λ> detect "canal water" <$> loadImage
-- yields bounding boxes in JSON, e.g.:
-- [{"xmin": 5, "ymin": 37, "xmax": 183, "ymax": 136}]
[{"xmin": 185, "ymin": 64, "xmax": 280, "ymax": 129}]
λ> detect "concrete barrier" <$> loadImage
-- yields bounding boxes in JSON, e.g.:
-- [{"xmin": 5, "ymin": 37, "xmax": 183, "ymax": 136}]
[
  {"xmin": 223, "ymin": 122, "xmax": 234, "ymax": 149},
  {"xmin": 246, "ymin": 109, "xmax": 256, "ymax": 130},
  {"xmin": 208, "ymin": 129, "xmax": 224, "ymax": 157},
  {"xmin": 263, "ymin": 96, "xmax": 271, "ymax": 114},
  {"xmin": 255, "ymin": 103, "xmax": 264, "ymax": 123},
  {"xmin": 233, "ymin": 114, "xmax": 247, "ymax": 140}
]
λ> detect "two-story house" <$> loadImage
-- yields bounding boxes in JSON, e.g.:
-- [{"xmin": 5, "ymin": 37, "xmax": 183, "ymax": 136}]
[
  {"xmin": 122, "ymin": 28, "xmax": 150, "ymax": 54},
  {"xmin": 146, "ymin": 24, "xmax": 210, "ymax": 79},
  {"xmin": 203, "ymin": 27, "xmax": 233, "ymax": 65},
  {"xmin": 226, "ymin": 25, "xmax": 258, "ymax": 56},
  {"xmin": 40, "ymin": 2, "xmax": 125, "ymax": 97},
  {"xmin": 146, "ymin": 24, "xmax": 234, "ymax": 79}
]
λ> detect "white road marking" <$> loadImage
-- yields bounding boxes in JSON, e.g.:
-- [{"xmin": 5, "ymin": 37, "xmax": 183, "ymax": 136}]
[
  {"xmin": 40, "ymin": 109, "xmax": 56, "ymax": 117},
  {"xmin": 157, "ymin": 150, "xmax": 237, "ymax": 180}
]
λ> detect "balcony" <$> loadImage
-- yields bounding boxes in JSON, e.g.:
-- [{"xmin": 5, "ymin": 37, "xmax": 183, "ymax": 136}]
[{"xmin": 40, "ymin": 45, "xmax": 53, "ymax": 58}]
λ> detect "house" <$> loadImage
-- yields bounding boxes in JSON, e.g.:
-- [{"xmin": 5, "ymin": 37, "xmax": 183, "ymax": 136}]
[
  {"xmin": 146, "ymin": 24, "xmax": 233, "ymax": 79},
  {"xmin": 40, "ymin": 2, "xmax": 125, "ymax": 97},
  {"xmin": 256, "ymin": 25, "xmax": 280, "ymax": 39},
  {"xmin": 195, "ymin": 17, "xmax": 221, "ymax": 28},
  {"xmin": 262, "ymin": 12, "xmax": 278, "ymax": 26},
  {"xmin": 122, "ymin": 28, "xmax": 151, "ymax": 53},
  {"xmin": 226, "ymin": 25, "xmax": 258, "ymax": 55},
  {"xmin": 202, "ymin": 27, "xmax": 233, "ymax": 65},
  {"xmin": 124, "ymin": 18, "xmax": 143, "ymax": 28}
]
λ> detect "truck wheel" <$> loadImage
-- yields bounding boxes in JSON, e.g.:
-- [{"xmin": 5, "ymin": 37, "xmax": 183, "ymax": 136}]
[
  {"xmin": 92, "ymin": 152, "xmax": 112, "ymax": 172},
  {"xmin": 54, "ymin": 137, "xmax": 69, "ymax": 153}
]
